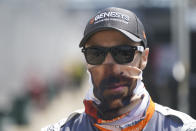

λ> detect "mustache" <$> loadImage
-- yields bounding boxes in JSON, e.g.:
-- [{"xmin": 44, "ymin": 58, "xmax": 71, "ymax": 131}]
[{"xmin": 99, "ymin": 75, "xmax": 132, "ymax": 90}]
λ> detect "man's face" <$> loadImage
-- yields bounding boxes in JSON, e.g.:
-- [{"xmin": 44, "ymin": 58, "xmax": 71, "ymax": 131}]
[{"xmin": 85, "ymin": 29, "xmax": 149, "ymax": 113}]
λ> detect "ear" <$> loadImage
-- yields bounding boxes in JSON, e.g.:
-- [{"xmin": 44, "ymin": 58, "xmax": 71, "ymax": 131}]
[{"xmin": 140, "ymin": 48, "xmax": 149, "ymax": 70}]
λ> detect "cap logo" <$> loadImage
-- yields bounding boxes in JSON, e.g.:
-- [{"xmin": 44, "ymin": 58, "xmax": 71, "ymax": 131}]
[
  {"xmin": 94, "ymin": 11, "xmax": 129, "ymax": 24},
  {"xmin": 89, "ymin": 17, "xmax": 95, "ymax": 24},
  {"xmin": 143, "ymin": 31, "xmax": 146, "ymax": 39}
]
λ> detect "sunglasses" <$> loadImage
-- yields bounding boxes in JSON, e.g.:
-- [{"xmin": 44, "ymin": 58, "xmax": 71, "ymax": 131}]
[{"xmin": 82, "ymin": 45, "xmax": 144, "ymax": 65}]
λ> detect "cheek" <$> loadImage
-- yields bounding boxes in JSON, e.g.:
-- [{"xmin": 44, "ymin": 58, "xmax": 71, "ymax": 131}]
[
  {"xmin": 127, "ymin": 54, "xmax": 141, "ymax": 67},
  {"xmin": 88, "ymin": 66, "xmax": 107, "ymax": 88},
  {"xmin": 88, "ymin": 65, "xmax": 119, "ymax": 88}
]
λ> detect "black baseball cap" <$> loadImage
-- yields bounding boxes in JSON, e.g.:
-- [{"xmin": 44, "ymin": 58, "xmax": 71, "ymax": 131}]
[{"xmin": 79, "ymin": 7, "xmax": 147, "ymax": 48}]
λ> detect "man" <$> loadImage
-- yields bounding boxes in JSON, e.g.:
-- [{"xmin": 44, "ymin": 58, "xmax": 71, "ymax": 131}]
[{"xmin": 42, "ymin": 7, "xmax": 196, "ymax": 131}]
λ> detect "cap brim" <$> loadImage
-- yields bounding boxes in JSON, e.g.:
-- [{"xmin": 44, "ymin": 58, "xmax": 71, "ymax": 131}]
[{"xmin": 79, "ymin": 27, "xmax": 142, "ymax": 47}]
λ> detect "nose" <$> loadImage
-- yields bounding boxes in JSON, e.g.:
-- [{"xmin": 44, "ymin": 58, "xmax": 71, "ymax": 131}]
[{"xmin": 102, "ymin": 52, "xmax": 116, "ymax": 64}]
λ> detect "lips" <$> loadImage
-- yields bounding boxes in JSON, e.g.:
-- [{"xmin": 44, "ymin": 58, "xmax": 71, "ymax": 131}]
[
  {"xmin": 109, "ymin": 86, "xmax": 127, "ymax": 92},
  {"xmin": 107, "ymin": 83, "xmax": 128, "ymax": 89},
  {"xmin": 105, "ymin": 83, "xmax": 128, "ymax": 93}
]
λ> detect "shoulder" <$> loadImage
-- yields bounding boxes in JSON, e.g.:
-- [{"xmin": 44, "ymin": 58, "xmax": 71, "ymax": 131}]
[
  {"xmin": 154, "ymin": 103, "xmax": 196, "ymax": 130},
  {"xmin": 41, "ymin": 108, "xmax": 85, "ymax": 131}
]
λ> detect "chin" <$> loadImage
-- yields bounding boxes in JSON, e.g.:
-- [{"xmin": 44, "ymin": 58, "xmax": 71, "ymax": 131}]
[
  {"xmin": 100, "ymin": 90, "xmax": 129, "ymax": 110},
  {"xmin": 108, "ymin": 99, "xmax": 124, "ymax": 109}
]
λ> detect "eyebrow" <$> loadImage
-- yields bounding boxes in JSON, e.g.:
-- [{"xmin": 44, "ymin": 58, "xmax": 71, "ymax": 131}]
[
  {"xmin": 128, "ymin": 42, "xmax": 141, "ymax": 46},
  {"xmin": 85, "ymin": 38, "xmax": 141, "ymax": 47},
  {"xmin": 85, "ymin": 41, "xmax": 98, "ymax": 47}
]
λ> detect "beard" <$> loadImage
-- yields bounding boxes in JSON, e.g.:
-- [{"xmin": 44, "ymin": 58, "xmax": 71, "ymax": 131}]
[
  {"xmin": 92, "ymin": 74, "xmax": 137, "ymax": 119},
  {"xmin": 88, "ymin": 64, "xmax": 141, "ymax": 120}
]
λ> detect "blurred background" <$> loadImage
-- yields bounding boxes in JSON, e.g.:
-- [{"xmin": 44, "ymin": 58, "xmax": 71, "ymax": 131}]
[{"xmin": 0, "ymin": 0, "xmax": 196, "ymax": 130}]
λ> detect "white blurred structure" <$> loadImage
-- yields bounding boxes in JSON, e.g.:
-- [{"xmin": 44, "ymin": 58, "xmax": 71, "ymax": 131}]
[{"xmin": 0, "ymin": 0, "xmax": 92, "ymax": 112}]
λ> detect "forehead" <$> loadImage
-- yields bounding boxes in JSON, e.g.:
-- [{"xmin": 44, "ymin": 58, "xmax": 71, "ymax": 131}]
[{"xmin": 85, "ymin": 29, "xmax": 141, "ymax": 47}]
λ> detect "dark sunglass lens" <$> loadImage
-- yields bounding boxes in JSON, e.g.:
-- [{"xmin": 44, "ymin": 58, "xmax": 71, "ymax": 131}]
[
  {"xmin": 112, "ymin": 46, "xmax": 135, "ymax": 64},
  {"xmin": 85, "ymin": 48, "xmax": 105, "ymax": 65}
]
